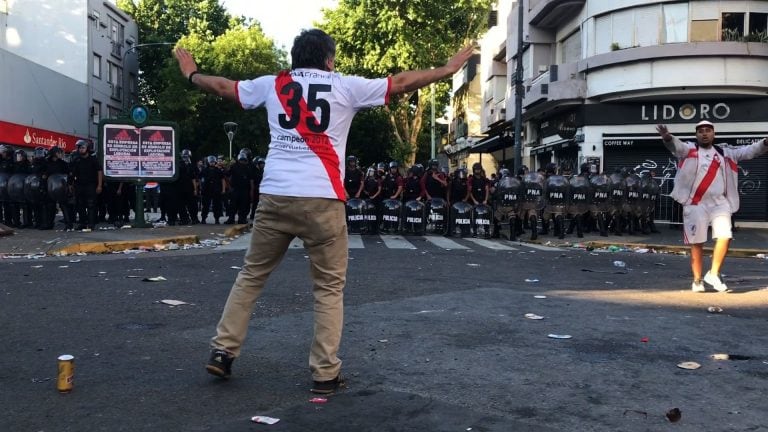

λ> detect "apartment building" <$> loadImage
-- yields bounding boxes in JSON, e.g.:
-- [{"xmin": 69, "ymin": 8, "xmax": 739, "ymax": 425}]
[
  {"xmin": 462, "ymin": 0, "xmax": 768, "ymax": 221},
  {"xmin": 0, "ymin": 0, "xmax": 138, "ymax": 153}
]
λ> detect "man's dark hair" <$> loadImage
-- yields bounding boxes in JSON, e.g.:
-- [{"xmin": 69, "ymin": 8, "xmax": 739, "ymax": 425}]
[{"xmin": 291, "ymin": 29, "xmax": 336, "ymax": 71}]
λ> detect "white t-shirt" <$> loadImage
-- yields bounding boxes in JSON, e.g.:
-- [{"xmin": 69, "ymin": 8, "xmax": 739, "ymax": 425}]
[
  {"xmin": 691, "ymin": 146, "xmax": 727, "ymax": 206},
  {"xmin": 237, "ymin": 69, "xmax": 391, "ymax": 200}
]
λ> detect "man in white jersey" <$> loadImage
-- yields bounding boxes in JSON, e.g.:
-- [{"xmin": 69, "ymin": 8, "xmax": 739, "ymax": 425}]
[
  {"xmin": 656, "ymin": 121, "xmax": 767, "ymax": 293},
  {"xmin": 174, "ymin": 29, "xmax": 475, "ymax": 394}
]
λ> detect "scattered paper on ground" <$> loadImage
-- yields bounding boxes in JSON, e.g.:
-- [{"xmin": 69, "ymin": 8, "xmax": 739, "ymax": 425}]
[
  {"xmin": 142, "ymin": 276, "xmax": 167, "ymax": 282},
  {"xmin": 160, "ymin": 299, "xmax": 190, "ymax": 306},
  {"xmin": 251, "ymin": 416, "xmax": 280, "ymax": 425}
]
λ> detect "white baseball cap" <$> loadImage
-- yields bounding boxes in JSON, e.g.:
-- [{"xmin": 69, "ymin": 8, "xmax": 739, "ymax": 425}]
[{"xmin": 695, "ymin": 120, "xmax": 715, "ymax": 130}]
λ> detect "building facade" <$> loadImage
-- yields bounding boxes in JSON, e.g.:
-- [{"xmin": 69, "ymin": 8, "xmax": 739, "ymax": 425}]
[
  {"xmin": 0, "ymin": 0, "xmax": 138, "ymax": 153},
  {"xmin": 465, "ymin": 0, "xmax": 768, "ymax": 221}
]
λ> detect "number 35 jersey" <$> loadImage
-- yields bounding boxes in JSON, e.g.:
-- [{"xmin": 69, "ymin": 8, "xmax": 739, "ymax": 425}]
[{"xmin": 237, "ymin": 69, "xmax": 391, "ymax": 201}]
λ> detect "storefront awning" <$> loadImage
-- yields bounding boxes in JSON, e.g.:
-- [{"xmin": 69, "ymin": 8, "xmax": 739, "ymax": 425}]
[
  {"xmin": 529, "ymin": 138, "xmax": 576, "ymax": 155},
  {"xmin": 470, "ymin": 134, "xmax": 510, "ymax": 153}
]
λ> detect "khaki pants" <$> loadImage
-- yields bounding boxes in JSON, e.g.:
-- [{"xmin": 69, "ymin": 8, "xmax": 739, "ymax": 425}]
[{"xmin": 211, "ymin": 194, "xmax": 347, "ymax": 381}]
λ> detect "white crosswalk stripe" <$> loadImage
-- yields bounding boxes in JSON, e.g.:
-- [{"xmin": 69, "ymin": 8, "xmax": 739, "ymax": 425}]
[
  {"xmin": 379, "ymin": 234, "xmax": 417, "ymax": 249},
  {"xmin": 216, "ymin": 233, "xmax": 562, "ymax": 253},
  {"xmin": 423, "ymin": 236, "xmax": 470, "ymax": 250},
  {"xmin": 464, "ymin": 238, "xmax": 518, "ymax": 251}
]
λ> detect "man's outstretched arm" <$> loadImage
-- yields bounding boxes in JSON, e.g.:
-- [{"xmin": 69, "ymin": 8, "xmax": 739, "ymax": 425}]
[
  {"xmin": 389, "ymin": 44, "xmax": 476, "ymax": 96},
  {"xmin": 174, "ymin": 47, "xmax": 238, "ymax": 102}
]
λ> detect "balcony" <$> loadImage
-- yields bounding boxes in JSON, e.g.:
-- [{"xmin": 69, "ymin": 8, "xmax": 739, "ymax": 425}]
[
  {"xmin": 523, "ymin": 63, "xmax": 586, "ymax": 115},
  {"xmin": 528, "ymin": 0, "xmax": 585, "ymax": 28},
  {"xmin": 111, "ymin": 41, "xmax": 122, "ymax": 58}
]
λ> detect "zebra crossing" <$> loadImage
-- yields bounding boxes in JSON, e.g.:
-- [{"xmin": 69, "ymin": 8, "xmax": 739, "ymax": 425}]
[{"xmin": 217, "ymin": 233, "xmax": 562, "ymax": 252}]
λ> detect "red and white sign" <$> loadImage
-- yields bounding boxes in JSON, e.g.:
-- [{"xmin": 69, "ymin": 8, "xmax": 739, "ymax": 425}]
[{"xmin": 0, "ymin": 119, "xmax": 86, "ymax": 153}]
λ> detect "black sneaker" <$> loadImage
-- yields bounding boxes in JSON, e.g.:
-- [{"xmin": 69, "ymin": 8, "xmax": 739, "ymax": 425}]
[
  {"xmin": 310, "ymin": 374, "xmax": 346, "ymax": 394},
  {"xmin": 206, "ymin": 349, "xmax": 234, "ymax": 379}
]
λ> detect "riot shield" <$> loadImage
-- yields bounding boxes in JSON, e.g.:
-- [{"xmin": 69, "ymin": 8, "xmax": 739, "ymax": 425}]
[
  {"xmin": 567, "ymin": 175, "xmax": 591, "ymax": 216},
  {"xmin": 346, "ymin": 198, "xmax": 365, "ymax": 234},
  {"xmin": 0, "ymin": 173, "xmax": 9, "ymax": 201},
  {"xmin": 521, "ymin": 172, "xmax": 545, "ymax": 212},
  {"xmin": 23, "ymin": 173, "xmax": 46, "ymax": 204},
  {"xmin": 47, "ymin": 173, "xmax": 69, "ymax": 204},
  {"xmin": 544, "ymin": 175, "xmax": 568, "ymax": 215},
  {"xmin": 473, "ymin": 204, "xmax": 492, "ymax": 239},
  {"xmin": 402, "ymin": 199, "xmax": 426, "ymax": 235},
  {"xmin": 589, "ymin": 174, "xmax": 612, "ymax": 213},
  {"xmin": 360, "ymin": 199, "xmax": 378, "ymax": 234},
  {"xmin": 449, "ymin": 201, "xmax": 473, "ymax": 237},
  {"xmin": 380, "ymin": 199, "xmax": 401, "ymax": 233},
  {"xmin": 426, "ymin": 197, "xmax": 448, "ymax": 235},
  {"xmin": 493, "ymin": 176, "xmax": 522, "ymax": 240},
  {"xmin": 8, "ymin": 174, "xmax": 26, "ymax": 203},
  {"xmin": 625, "ymin": 174, "xmax": 643, "ymax": 217}
]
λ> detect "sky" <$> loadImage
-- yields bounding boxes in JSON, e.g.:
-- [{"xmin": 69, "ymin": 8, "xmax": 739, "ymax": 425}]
[{"xmin": 220, "ymin": 0, "xmax": 339, "ymax": 51}]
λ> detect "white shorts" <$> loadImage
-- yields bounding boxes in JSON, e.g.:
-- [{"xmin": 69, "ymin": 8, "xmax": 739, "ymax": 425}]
[{"xmin": 682, "ymin": 203, "xmax": 732, "ymax": 245}]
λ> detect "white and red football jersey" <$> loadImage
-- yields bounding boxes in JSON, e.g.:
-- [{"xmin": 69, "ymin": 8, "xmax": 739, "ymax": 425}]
[{"xmin": 236, "ymin": 69, "xmax": 391, "ymax": 201}]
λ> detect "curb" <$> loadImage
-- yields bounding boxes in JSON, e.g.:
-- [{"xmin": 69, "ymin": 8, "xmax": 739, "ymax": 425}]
[
  {"xmin": 519, "ymin": 238, "xmax": 768, "ymax": 258},
  {"xmin": 50, "ymin": 235, "xmax": 200, "ymax": 256}
]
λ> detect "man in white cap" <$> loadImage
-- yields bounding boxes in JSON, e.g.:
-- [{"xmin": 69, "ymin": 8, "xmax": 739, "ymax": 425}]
[{"xmin": 656, "ymin": 121, "xmax": 768, "ymax": 292}]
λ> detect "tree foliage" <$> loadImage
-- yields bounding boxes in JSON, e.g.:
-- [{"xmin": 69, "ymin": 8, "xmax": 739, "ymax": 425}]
[
  {"xmin": 320, "ymin": 0, "xmax": 490, "ymax": 165},
  {"xmin": 116, "ymin": 0, "xmax": 288, "ymax": 158}
]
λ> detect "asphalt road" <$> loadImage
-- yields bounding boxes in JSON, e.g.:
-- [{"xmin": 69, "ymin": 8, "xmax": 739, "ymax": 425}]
[{"xmin": 2, "ymin": 235, "xmax": 768, "ymax": 431}]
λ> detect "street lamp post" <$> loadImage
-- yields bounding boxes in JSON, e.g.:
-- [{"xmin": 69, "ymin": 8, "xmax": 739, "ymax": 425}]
[
  {"xmin": 430, "ymin": 82, "xmax": 436, "ymax": 159},
  {"xmin": 223, "ymin": 122, "xmax": 238, "ymax": 160},
  {"xmin": 121, "ymin": 42, "xmax": 176, "ymax": 111}
]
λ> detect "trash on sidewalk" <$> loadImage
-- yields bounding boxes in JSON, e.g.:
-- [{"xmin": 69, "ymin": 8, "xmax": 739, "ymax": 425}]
[
  {"xmin": 524, "ymin": 313, "xmax": 544, "ymax": 320},
  {"xmin": 159, "ymin": 299, "xmax": 191, "ymax": 306},
  {"xmin": 251, "ymin": 416, "xmax": 280, "ymax": 425},
  {"xmin": 533, "ymin": 295, "xmax": 547, "ymax": 299},
  {"xmin": 142, "ymin": 276, "xmax": 167, "ymax": 282},
  {"xmin": 547, "ymin": 334, "xmax": 572, "ymax": 339},
  {"xmin": 756, "ymin": 253, "xmax": 766, "ymax": 259},
  {"xmin": 230, "ymin": 266, "xmax": 242, "ymax": 270},
  {"xmin": 707, "ymin": 306, "xmax": 723, "ymax": 313},
  {"xmin": 466, "ymin": 263, "xmax": 480, "ymax": 267},
  {"xmin": 69, "ymin": 259, "xmax": 82, "ymax": 263},
  {"xmin": 711, "ymin": 353, "xmax": 751, "ymax": 361},
  {"xmin": 309, "ymin": 397, "xmax": 328, "ymax": 404},
  {"xmin": 613, "ymin": 260, "xmax": 626, "ymax": 268},
  {"xmin": 676, "ymin": 361, "xmax": 701, "ymax": 370},
  {"xmin": 525, "ymin": 278, "xmax": 539, "ymax": 283},
  {"xmin": 665, "ymin": 408, "xmax": 682, "ymax": 423},
  {"xmin": 640, "ymin": 337, "xmax": 649, "ymax": 343}
]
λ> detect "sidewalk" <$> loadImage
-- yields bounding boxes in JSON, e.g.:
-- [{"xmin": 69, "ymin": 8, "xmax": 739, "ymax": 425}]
[{"xmin": 1, "ymin": 218, "xmax": 767, "ymax": 258}]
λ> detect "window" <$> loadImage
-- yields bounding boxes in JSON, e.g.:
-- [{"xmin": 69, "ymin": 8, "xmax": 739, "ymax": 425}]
[
  {"xmin": 561, "ymin": 30, "xmax": 581, "ymax": 63},
  {"xmin": 722, "ymin": 12, "xmax": 745, "ymax": 40},
  {"xmin": 90, "ymin": 10, "xmax": 100, "ymax": 28},
  {"xmin": 748, "ymin": 12, "xmax": 768, "ymax": 41},
  {"xmin": 92, "ymin": 101, "xmax": 101, "ymax": 124},
  {"xmin": 93, "ymin": 53, "xmax": 101, "ymax": 78},
  {"xmin": 108, "ymin": 105, "xmax": 121, "ymax": 119},
  {"xmin": 663, "ymin": 3, "xmax": 689, "ymax": 43},
  {"xmin": 106, "ymin": 62, "xmax": 114, "ymax": 84},
  {"xmin": 106, "ymin": 62, "xmax": 122, "ymax": 85}
]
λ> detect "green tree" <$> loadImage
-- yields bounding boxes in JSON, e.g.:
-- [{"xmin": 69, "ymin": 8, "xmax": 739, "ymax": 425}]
[{"xmin": 320, "ymin": 0, "xmax": 490, "ymax": 165}]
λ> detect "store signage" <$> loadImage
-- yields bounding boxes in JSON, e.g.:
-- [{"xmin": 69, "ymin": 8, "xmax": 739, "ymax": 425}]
[
  {"xmin": 0, "ymin": 120, "xmax": 84, "ymax": 152},
  {"xmin": 102, "ymin": 123, "xmax": 176, "ymax": 179},
  {"xmin": 640, "ymin": 102, "xmax": 731, "ymax": 121}
]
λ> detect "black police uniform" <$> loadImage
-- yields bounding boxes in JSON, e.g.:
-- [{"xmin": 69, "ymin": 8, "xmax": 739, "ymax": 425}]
[
  {"xmin": 200, "ymin": 165, "xmax": 225, "ymax": 223},
  {"xmin": 70, "ymin": 153, "xmax": 101, "ymax": 229},
  {"xmin": 227, "ymin": 161, "xmax": 253, "ymax": 224}
]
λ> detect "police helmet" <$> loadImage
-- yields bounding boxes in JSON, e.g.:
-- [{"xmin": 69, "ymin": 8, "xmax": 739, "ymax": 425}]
[
  {"xmin": 388, "ymin": 161, "xmax": 399, "ymax": 169},
  {"xmin": 15, "ymin": 149, "xmax": 28, "ymax": 162},
  {"xmin": 499, "ymin": 168, "xmax": 511, "ymax": 178},
  {"xmin": 49, "ymin": 146, "xmax": 63, "ymax": 158},
  {"xmin": 456, "ymin": 168, "xmax": 467, "ymax": 179},
  {"xmin": 412, "ymin": 164, "xmax": 424, "ymax": 177},
  {"xmin": 207, "ymin": 155, "xmax": 217, "ymax": 165},
  {"xmin": 366, "ymin": 167, "xmax": 375, "ymax": 177},
  {"xmin": 239, "ymin": 148, "xmax": 253, "ymax": 160},
  {"xmin": 256, "ymin": 157, "xmax": 265, "ymax": 164},
  {"xmin": 545, "ymin": 163, "xmax": 557, "ymax": 175},
  {"xmin": 377, "ymin": 162, "xmax": 386, "ymax": 171},
  {"xmin": 237, "ymin": 152, "xmax": 248, "ymax": 161},
  {"xmin": 471, "ymin": 162, "xmax": 483, "ymax": 172},
  {"xmin": 33, "ymin": 147, "xmax": 48, "ymax": 160},
  {"xmin": 579, "ymin": 163, "xmax": 590, "ymax": 175},
  {"xmin": 0, "ymin": 145, "xmax": 10, "ymax": 157},
  {"xmin": 347, "ymin": 155, "xmax": 357, "ymax": 163},
  {"xmin": 75, "ymin": 139, "xmax": 89, "ymax": 150},
  {"xmin": 428, "ymin": 158, "xmax": 439, "ymax": 169},
  {"xmin": 181, "ymin": 148, "xmax": 192, "ymax": 160}
]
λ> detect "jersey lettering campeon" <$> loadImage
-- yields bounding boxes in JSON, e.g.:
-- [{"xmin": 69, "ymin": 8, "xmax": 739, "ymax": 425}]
[{"xmin": 236, "ymin": 69, "xmax": 391, "ymax": 201}]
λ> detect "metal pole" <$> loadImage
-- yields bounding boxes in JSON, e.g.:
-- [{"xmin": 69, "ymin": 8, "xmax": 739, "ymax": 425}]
[
  {"xmin": 513, "ymin": 0, "xmax": 524, "ymax": 174},
  {"xmin": 430, "ymin": 82, "xmax": 436, "ymax": 159}
]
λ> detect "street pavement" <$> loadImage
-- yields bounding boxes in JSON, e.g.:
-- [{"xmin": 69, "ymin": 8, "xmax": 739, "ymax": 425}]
[{"xmin": 2, "ymin": 218, "xmax": 768, "ymax": 431}]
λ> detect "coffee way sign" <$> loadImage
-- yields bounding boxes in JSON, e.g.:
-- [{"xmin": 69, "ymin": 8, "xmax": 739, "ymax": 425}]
[{"xmin": 584, "ymin": 99, "xmax": 765, "ymax": 125}]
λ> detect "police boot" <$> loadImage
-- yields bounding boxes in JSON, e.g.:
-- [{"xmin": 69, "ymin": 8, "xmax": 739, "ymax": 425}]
[
  {"xmin": 566, "ymin": 218, "xmax": 575, "ymax": 235},
  {"xmin": 575, "ymin": 215, "xmax": 584, "ymax": 238},
  {"xmin": 529, "ymin": 214, "xmax": 538, "ymax": 241},
  {"xmin": 555, "ymin": 215, "xmax": 565, "ymax": 240},
  {"xmin": 597, "ymin": 213, "xmax": 608, "ymax": 237}
]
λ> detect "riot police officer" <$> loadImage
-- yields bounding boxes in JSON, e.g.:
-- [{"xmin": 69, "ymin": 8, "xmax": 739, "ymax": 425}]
[
  {"xmin": 381, "ymin": 161, "xmax": 403, "ymax": 200},
  {"xmin": 69, "ymin": 140, "xmax": 103, "ymax": 230},
  {"xmin": 421, "ymin": 159, "xmax": 448, "ymax": 200},
  {"xmin": 344, "ymin": 155, "xmax": 364, "ymax": 199},
  {"xmin": 468, "ymin": 163, "xmax": 489, "ymax": 205},
  {"xmin": 176, "ymin": 148, "xmax": 200, "ymax": 224},
  {"xmin": 28, "ymin": 147, "xmax": 48, "ymax": 229},
  {"xmin": 200, "ymin": 155, "xmax": 226, "ymax": 224},
  {"xmin": 402, "ymin": 164, "xmax": 424, "ymax": 202},
  {"xmin": 226, "ymin": 152, "xmax": 254, "ymax": 224},
  {"xmin": 0, "ymin": 145, "xmax": 13, "ymax": 225},
  {"xmin": 448, "ymin": 168, "xmax": 469, "ymax": 204}
]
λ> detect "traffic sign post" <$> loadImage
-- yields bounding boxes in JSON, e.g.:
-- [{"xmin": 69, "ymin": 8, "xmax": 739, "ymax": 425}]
[{"xmin": 99, "ymin": 105, "xmax": 179, "ymax": 228}]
